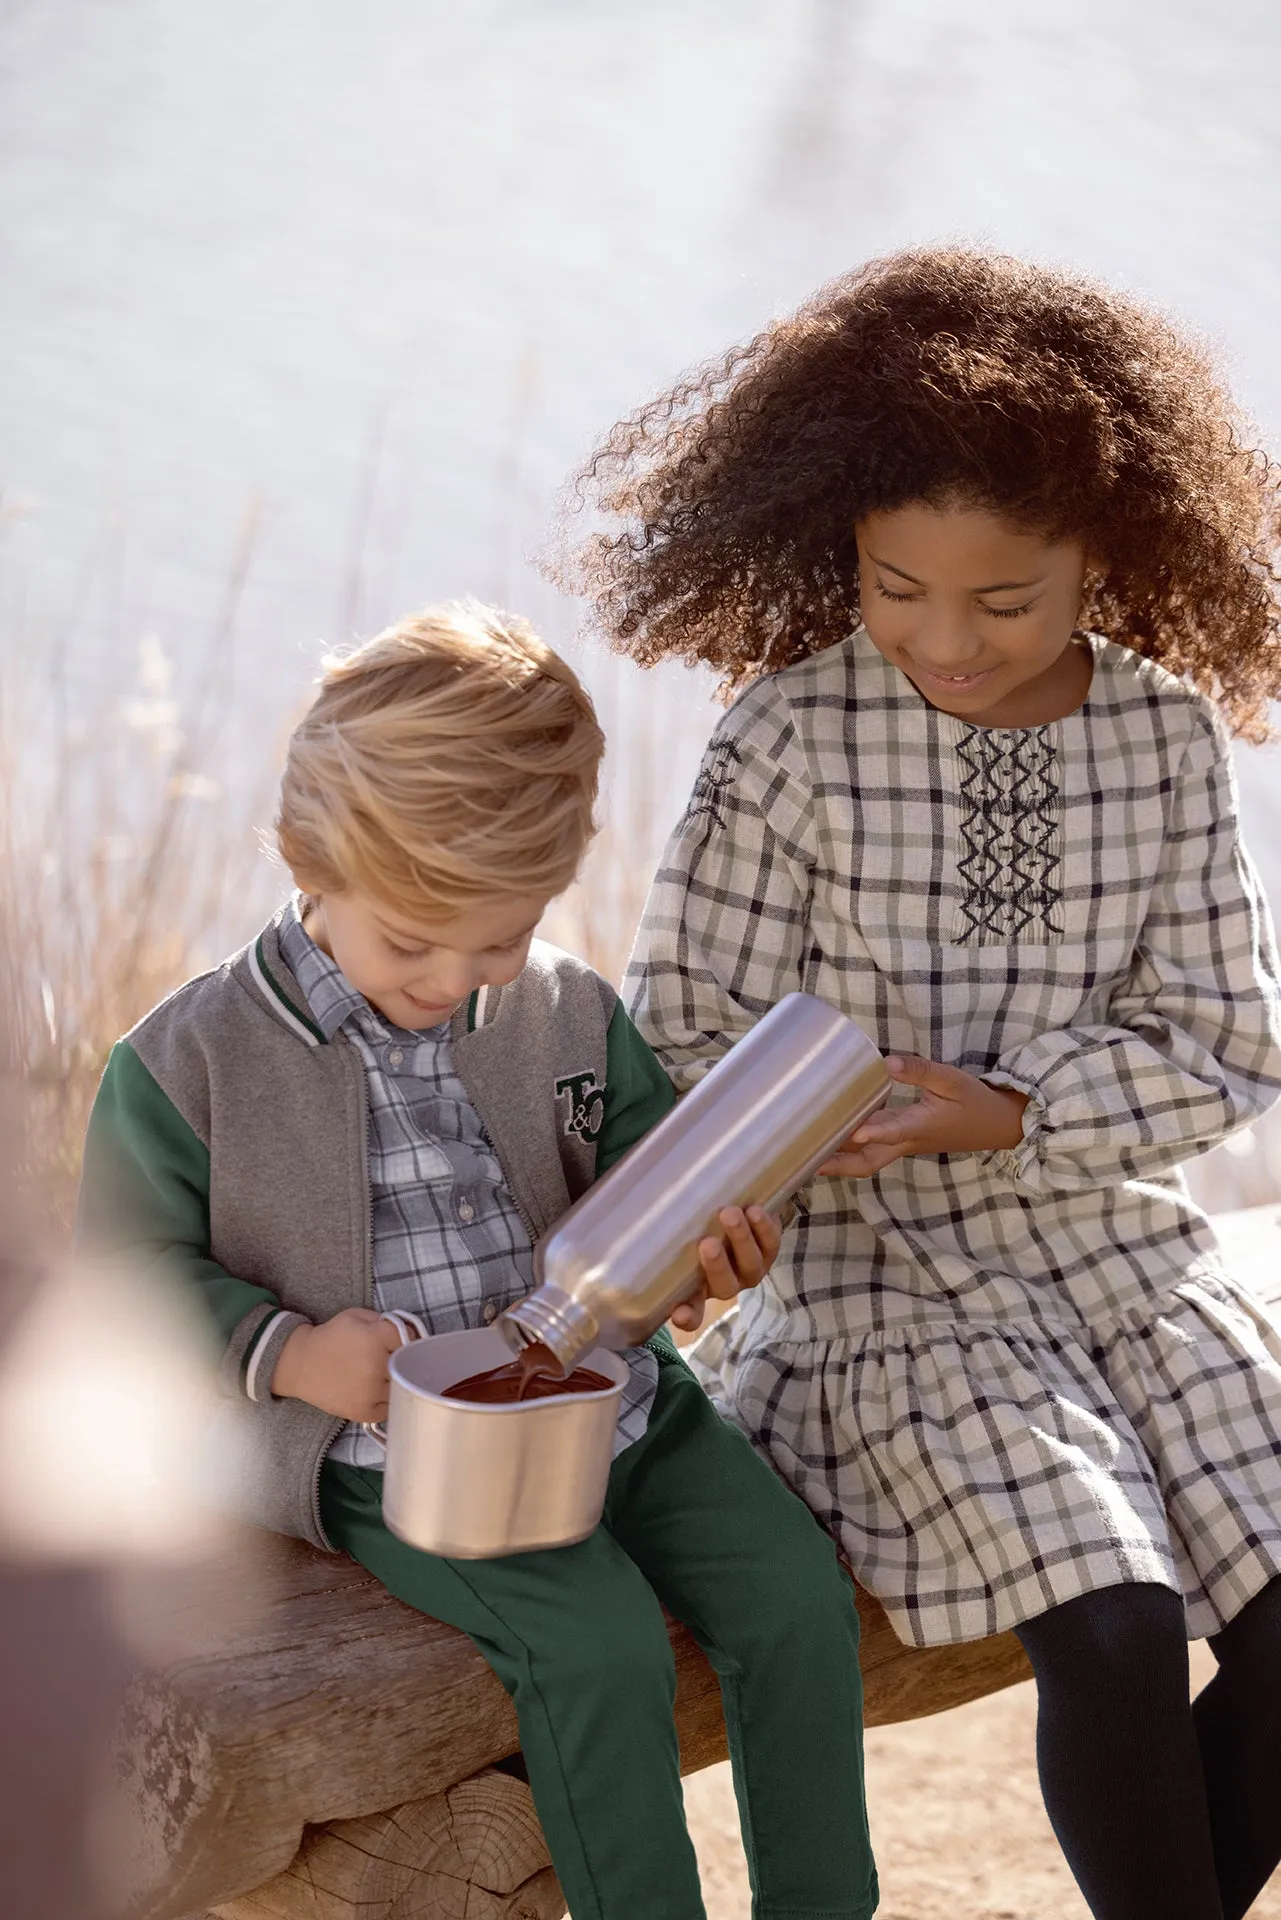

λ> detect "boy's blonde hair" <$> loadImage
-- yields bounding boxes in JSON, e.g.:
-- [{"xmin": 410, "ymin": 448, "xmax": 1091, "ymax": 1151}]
[{"xmin": 276, "ymin": 601, "xmax": 603, "ymax": 917}]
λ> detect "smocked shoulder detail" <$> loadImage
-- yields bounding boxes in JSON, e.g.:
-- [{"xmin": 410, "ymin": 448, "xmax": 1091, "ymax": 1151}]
[{"xmin": 954, "ymin": 725, "xmax": 1064, "ymax": 945}]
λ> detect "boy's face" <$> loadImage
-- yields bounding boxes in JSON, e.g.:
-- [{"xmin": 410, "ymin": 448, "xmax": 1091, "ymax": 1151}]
[{"xmin": 300, "ymin": 886, "xmax": 553, "ymax": 1030}]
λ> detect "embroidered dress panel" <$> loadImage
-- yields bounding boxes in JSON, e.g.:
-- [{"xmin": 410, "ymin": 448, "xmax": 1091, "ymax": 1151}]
[
  {"xmin": 954, "ymin": 725, "xmax": 1063, "ymax": 945},
  {"xmin": 279, "ymin": 904, "xmax": 658, "ymax": 1467},
  {"xmin": 626, "ymin": 629, "xmax": 1281, "ymax": 1646}
]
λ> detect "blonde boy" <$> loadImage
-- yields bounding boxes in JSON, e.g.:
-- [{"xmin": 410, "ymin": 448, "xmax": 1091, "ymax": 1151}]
[{"xmin": 79, "ymin": 605, "xmax": 878, "ymax": 1920}]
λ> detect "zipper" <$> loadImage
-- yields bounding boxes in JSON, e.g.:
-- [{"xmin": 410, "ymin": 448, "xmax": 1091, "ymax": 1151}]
[
  {"xmin": 353, "ymin": 1041, "xmax": 375, "ymax": 1308},
  {"xmin": 309, "ymin": 1038, "xmax": 375, "ymax": 1551},
  {"xmin": 309, "ymin": 1416, "xmax": 347, "ymax": 1552}
]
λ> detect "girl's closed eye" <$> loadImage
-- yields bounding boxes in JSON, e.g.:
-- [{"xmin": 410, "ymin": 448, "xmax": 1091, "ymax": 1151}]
[
  {"xmin": 387, "ymin": 938, "xmax": 431, "ymax": 960},
  {"xmin": 981, "ymin": 601, "xmax": 1036, "ymax": 620},
  {"xmin": 874, "ymin": 582, "xmax": 921, "ymax": 604}
]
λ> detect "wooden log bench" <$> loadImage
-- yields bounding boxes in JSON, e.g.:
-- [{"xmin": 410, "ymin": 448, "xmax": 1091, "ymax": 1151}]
[{"xmin": 117, "ymin": 1205, "xmax": 1281, "ymax": 1920}]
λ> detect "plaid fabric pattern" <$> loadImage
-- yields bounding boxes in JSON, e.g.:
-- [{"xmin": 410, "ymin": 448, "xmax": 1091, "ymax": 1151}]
[
  {"xmin": 280, "ymin": 903, "xmax": 657, "ymax": 1467},
  {"xmin": 627, "ymin": 631, "xmax": 1281, "ymax": 1645}
]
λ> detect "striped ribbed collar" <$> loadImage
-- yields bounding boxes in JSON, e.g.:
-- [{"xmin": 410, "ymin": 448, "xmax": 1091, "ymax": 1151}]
[
  {"xmin": 277, "ymin": 896, "xmax": 374, "ymax": 1043},
  {"xmin": 246, "ymin": 898, "xmax": 489, "ymax": 1047}
]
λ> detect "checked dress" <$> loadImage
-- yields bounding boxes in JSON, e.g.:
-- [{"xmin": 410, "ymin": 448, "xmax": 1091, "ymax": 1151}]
[{"xmin": 627, "ymin": 628, "xmax": 1281, "ymax": 1647}]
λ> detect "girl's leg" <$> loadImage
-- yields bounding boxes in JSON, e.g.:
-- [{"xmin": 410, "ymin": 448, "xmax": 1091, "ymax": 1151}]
[
  {"xmin": 1193, "ymin": 1574, "xmax": 1281, "ymax": 1920},
  {"xmin": 320, "ymin": 1460, "xmax": 706, "ymax": 1920},
  {"xmin": 606, "ymin": 1353, "xmax": 878, "ymax": 1920},
  {"xmin": 1015, "ymin": 1584, "xmax": 1222, "ymax": 1920}
]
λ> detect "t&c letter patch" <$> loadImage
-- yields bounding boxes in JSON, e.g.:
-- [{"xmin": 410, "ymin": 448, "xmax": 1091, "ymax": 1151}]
[{"xmin": 555, "ymin": 1069, "xmax": 606, "ymax": 1145}]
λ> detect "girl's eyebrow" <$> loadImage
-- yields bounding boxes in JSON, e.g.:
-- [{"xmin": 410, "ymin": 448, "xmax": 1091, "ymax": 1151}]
[{"xmin": 866, "ymin": 551, "xmax": 1046, "ymax": 593}]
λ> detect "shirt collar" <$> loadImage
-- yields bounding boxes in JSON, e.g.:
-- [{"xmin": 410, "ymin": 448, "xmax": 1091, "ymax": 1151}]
[{"xmin": 278, "ymin": 895, "xmax": 377, "ymax": 1043}]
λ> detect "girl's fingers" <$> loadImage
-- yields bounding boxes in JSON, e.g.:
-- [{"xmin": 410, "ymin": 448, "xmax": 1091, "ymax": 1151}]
[
  {"xmin": 849, "ymin": 1106, "xmax": 921, "ymax": 1146},
  {"xmin": 818, "ymin": 1141, "xmax": 904, "ymax": 1178}
]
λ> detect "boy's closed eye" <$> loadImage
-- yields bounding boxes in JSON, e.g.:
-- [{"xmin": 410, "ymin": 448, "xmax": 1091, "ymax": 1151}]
[{"xmin": 383, "ymin": 932, "xmax": 531, "ymax": 961}]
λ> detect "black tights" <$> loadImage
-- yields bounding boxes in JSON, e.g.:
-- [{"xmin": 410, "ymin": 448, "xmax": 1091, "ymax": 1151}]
[{"xmin": 1015, "ymin": 1578, "xmax": 1281, "ymax": 1920}]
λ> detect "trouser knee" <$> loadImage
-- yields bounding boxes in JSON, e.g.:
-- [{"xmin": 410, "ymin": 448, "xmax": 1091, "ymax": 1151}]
[
  {"xmin": 526, "ymin": 1602, "xmax": 677, "ymax": 1708},
  {"xmin": 716, "ymin": 1547, "xmax": 860, "ymax": 1672}
]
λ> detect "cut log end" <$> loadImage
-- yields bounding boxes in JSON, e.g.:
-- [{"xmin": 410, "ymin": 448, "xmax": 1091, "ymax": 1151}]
[{"xmin": 208, "ymin": 1770, "xmax": 566, "ymax": 1920}]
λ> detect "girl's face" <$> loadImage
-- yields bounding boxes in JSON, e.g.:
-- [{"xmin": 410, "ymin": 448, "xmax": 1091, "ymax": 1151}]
[{"xmin": 854, "ymin": 502, "xmax": 1091, "ymax": 727}]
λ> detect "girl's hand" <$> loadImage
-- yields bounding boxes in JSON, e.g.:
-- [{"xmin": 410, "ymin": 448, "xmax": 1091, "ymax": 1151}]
[
  {"xmin": 671, "ymin": 1205, "xmax": 782, "ymax": 1334},
  {"xmin": 272, "ymin": 1308, "xmax": 403, "ymax": 1421},
  {"xmin": 819, "ymin": 1054, "xmax": 1029, "ymax": 1177}
]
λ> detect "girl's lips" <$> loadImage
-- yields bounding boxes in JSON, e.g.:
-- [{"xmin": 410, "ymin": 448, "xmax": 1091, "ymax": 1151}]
[{"xmin": 908, "ymin": 659, "xmax": 998, "ymax": 692}]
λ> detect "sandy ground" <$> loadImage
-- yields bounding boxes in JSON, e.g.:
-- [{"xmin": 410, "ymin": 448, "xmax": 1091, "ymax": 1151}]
[{"xmin": 682, "ymin": 1643, "xmax": 1281, "ymax": 1920}]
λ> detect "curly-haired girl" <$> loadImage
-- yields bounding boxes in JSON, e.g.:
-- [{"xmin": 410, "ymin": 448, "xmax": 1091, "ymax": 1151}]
[{"xmin": 558, "ymin": 248, "xmax": 1281, "ymax": 1920}]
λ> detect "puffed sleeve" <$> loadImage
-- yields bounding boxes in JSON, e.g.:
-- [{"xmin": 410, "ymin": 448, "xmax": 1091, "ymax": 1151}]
[
  {"xmin": 986, "ymin": 707, "xmax": 1281, "ymax": 1193},
  {"xmin": 625, "ymin": 680, "xmax": 816, "ymax": 1088}
]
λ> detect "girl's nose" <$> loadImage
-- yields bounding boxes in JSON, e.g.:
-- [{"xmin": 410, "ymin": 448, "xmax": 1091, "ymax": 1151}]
[{"xmin": 912, "ymin": 608, "xmax": 987, "ymax": 669}]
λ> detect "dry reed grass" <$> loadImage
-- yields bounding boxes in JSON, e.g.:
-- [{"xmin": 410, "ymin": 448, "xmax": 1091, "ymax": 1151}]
[{"xmin": 1, "ymin": 525, "xmax": 278, "ymax": 1230}]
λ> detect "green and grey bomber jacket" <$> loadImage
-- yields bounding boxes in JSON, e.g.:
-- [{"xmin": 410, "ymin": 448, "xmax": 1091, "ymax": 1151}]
[{"xmin": 77, "ymin": 907, "xmax": 677, "ymax": 1548}]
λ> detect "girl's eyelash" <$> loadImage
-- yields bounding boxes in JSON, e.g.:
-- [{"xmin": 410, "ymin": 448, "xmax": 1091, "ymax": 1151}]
[{"xmin": 875, "ymin": 581, "xmax": 1033, "ymax": 620}]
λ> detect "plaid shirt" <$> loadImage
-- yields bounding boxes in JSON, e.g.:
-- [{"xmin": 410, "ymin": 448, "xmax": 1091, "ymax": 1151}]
[
  {"xmin": 627, "ymin": 631, "xmax": 1281, "ymax": 1644},
  {"xmin": 280, "ymin": 901, "xmax": 657, "ymax": 1467}
]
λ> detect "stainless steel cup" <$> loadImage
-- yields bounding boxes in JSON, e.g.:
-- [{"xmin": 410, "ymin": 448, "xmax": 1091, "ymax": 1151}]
[
  {"xmin": 365, "ymin": 1326, "xmax": 628, "ymax": 1558},
  {"xmin": 499, "ymin": 992, "xmax": 889, "ymax": 1373}
]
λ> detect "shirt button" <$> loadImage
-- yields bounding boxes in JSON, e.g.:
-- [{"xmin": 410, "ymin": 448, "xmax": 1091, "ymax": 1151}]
[
  {"xmin": 458, "ymin": 1200, "xmax": 476, "ymax": 1224},
  {"xmin": 482, "ymin": 1300, "xmax": 498, "ymax": 1323},
  {"xmin": 387, "ymin": 1047, "xmax": 404, "ymax": 1067}
]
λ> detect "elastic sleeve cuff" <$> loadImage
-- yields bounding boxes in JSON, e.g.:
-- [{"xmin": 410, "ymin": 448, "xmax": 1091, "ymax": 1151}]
[{"xmin": 980, "ymin": 1070, "xmax": 1044, "ymax": 1185}]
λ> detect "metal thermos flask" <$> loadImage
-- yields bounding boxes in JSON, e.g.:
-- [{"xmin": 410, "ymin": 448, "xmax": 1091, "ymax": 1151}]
[{"xmin": 498, "ymin": 992, "xmax": 890, "ymax": 1374}]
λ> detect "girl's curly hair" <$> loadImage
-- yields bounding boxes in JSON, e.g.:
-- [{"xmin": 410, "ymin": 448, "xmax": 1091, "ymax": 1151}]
[{"xmin": 552, "ymin": 247, "xmax": 1281, "ymax": 739}]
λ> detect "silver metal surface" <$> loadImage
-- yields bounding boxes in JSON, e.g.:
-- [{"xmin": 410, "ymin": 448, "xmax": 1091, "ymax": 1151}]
[
  {"xmin": 499, "ymin": 992, "xmax": 889, "ymax": 1372},
  {"xmin": 368, "ymin": 1325, "xmax": 627, "ymax": 1558}
]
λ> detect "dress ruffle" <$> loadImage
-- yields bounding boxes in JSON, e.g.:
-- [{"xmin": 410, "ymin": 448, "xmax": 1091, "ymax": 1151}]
[{"xmin": 690, "ymin": 1280, "xmax": 1281, "ymax": 1647}]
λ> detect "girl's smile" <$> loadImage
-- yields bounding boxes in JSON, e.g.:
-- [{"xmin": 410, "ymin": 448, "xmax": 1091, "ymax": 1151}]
[{"xmin": 855, "ymin": 502, "xmax": 1094, "ymax": 729}]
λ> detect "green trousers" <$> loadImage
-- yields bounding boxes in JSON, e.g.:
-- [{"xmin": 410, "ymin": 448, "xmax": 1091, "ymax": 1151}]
[{"xmin": 320, "ymin": 1346, "xmax": 877, "ymax": 1920}]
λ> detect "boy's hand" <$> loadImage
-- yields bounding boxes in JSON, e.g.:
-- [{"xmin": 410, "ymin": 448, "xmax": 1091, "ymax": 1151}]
[
  {"xmin": 818, "ymin": 1053, "xmax": 1029, "ymax": 1177},
  {"xmin": 271, "ymin": 1308, "xmax": 403, "ymax": 1422},
  {"xmin": 670, "ymin": 1205, "xmax": 782, "ymax": 1334}
]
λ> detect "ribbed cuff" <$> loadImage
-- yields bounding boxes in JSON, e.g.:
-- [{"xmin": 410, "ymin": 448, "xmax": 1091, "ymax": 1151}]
[{"xmin": 242, "ymin": 1308, "xmax": 310, "ymax": 1402}]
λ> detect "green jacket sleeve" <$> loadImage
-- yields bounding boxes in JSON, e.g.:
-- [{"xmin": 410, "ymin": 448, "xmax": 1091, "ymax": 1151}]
[
  {"xmin": 78, "ymin": 1041, "xmax": 286, "ymax": 1366},
  {"xmin": 595, "ymin": 999, "xmax": 678, "ymax": 1175}
]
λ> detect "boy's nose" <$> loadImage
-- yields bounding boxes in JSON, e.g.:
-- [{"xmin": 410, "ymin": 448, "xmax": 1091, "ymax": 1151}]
[{"xmin": 413, "ymin": 963, "xmax": 477, "ymax": 1005}]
